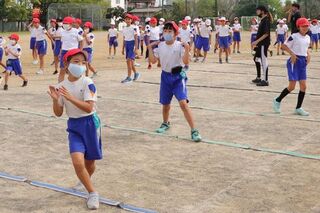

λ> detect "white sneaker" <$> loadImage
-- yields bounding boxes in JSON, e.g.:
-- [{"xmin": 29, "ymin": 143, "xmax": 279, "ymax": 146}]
[
  {"xmin": 32, "ymin": 60, "xmax": 38, "ymax": 65},
  {"xmin": 36, "ymin": 69, "xmax": 44, "ymax": 75},
  {"xmin": 72, "ymin": 181, "xmax": 86, "ymax": 192},
  {"xmin": 134, "ymin": 62, "xmax": 140, "ymax": 67},
  {"xmin": 87, "ymin": 192, "xmax": 99, "ymax": 210}
]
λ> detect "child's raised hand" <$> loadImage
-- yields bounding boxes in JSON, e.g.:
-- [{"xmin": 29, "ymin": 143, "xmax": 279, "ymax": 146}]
[
  {"xmin": 59, "ymin": 86, "xmax": 73, "ymax": 101},
  {"xmin": 48, "ymin": 85, "xmax": 60, "ymax": 101}
]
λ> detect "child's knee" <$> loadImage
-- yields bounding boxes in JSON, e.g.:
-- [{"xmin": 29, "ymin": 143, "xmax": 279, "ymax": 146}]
[{"xmin": 179, "ymin": 100, "xmax": 189, "ymax": 110}]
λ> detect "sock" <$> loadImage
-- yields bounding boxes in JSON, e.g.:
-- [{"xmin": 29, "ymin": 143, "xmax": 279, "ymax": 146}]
[
  {"xmin": 265, "ymin": 67, "xmax": 269, "ymax": 82},
  {"xmin": 276, "ymin": 88, "xmax": 290, "ymax": 102},
  {"xmin": 255, "ymin": 62, "xmax": 261, "ymax": 78},
  {"xmin": 296, "ymin": 91, "xmax": 305, "ymax": 109}
]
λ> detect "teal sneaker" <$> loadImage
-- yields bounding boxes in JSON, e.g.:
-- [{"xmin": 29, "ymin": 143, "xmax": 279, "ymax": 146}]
[
  {"xmin": 273, "ymin": 98, "xmax": 281, "ymax": 114},
  {"xmin": 295, "ymin": 108, "xmax": 309, "ymax": 116},
  {"xmin": 191, "ymin": 129, "xmax": 202, "ymax": 142},
  {"xmin": 156, "ymin": 122, "xmax": 170, "ymax": 133},
  {"xmin": 121, "ymin": 77, "xmax": 132, "ymax": 84},
  {"xmin": 133, "ymin": 72, "xmax": 141, "ymax": 81}
]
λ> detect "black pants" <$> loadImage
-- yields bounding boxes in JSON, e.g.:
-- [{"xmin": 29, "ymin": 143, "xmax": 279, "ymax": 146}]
[{"xmin": 253, "ymin": 44, "xmax": 270, "ymax": 81}]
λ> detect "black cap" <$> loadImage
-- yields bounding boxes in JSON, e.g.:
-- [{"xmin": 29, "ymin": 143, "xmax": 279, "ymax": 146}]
[{"xmin": 256, "ymin": 5, "xmax": 269, "ymax": 13}]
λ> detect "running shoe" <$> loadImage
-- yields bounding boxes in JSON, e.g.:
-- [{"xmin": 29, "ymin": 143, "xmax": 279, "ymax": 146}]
[
  {"xmin": 191, "ymin": 129, "xmax": 202, "ymax": 142},
  {"xmin": 156, "ymin": 122, "xmax": 170, "ymax": 133}
]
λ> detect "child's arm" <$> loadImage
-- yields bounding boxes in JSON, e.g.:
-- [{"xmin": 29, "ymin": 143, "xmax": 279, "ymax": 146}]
[
  {"xmin": 59, "ymin": 86, "xmax": 94, "ymax": 113},
  {"xmin": 134, "ymin": 34, "xmax": 138, "ymax": 54},
  {"xmin": 307, "ymin": 49, "xmax": 311, "ymax": 65},
  {"xmin": 282, "ymin": 43, "xmax": 297, "ymax": 64},
  {"xmin": 122, "ymin": 38, "xmax": 125, "ymax": 55},
  {"xmin": 48, "ymin": 86, "xmax": 64, "ymax": 117},
  {"xmin": 147, "ymin": 42, "xmax": 159, "ymax": 64},
  {"xmin": 182, "ymin": 42, "xmax": 190, "ymax": 65}
]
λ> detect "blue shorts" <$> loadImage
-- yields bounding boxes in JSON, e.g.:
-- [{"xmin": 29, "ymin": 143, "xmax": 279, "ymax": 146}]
[
  {"xmin": 67, "ymin": 114, "xmax": 102, "ymax": 160},
  {"xmin": 83, "ymin": 48, "xmax": 93, "ymax": 63},
  {"xmin": 30, "ymin": 37, "xmax": 36, "ymax": 49},
  {"xmin": 277, "ymin": 34, "xmax": 285, "ymax": 44},
  {"xmin": 137, "ymin": 36, "xmax": 140, "ymax": 48},
  {"xmin": 60, "ymin": 50, "xmax": 68, "ymax": 68},
  {"xmin": 228, "ymin": 35, "xmax": 232, "ymax": 44},
  {"xmin": 251, "ymin": 33, "xmax": 257, "ymax": 43},
  {"xmin": 195, "ymin": 36, "xmax": 210, "ymax": 52},
  {"xmin": 6, "ymin": 59, "xmax": 22, "ymax": 75},
  {"xmin": 219, "ymin": 36, "xmax": 230, "ymax": 49},
  {"xmin": 233, "ymin": 32, "xmax": 241, "ymax": 42},
  {"xmin": 311, "ymin": 34, "xmax": 319, "ymax": 43},
  {"xmin": 287, "ymin": 56, "xmax": 307, "ymax": 81},
  {"xmin": 0, "ymin": 48, "xmax": 3, "ymax": 61},
  {"xmin": 160, "ymin": 71, "xmax": 188, "ymax": 105},
  {"xmin": 144, "ymin": 35, "xmax": 149, "ymax": 45},
  {"xmin": 109, "ymin": 36, "xmax": 118, "ymax": 47},
  {"xmin": 54, "ymin": 40, "xmax": 62, "ymax": 56},
  {"xmin": 125, "ymin": 40, "xmax": 135, "ymax": 60},
  {"xmin": 36, "ymin": 40, "xmax": 47, "ymax": 55}
]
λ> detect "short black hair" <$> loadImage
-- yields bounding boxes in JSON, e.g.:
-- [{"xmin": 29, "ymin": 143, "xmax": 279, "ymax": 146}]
[
  {"xmin": 256, "ymin": 5, "xmax": 269, "ymax": 13},
  {"xmin": 163, "ymin": 22, "xmax": 177, "ymax": 33},
  {"xmin": 292, "ymin": 3, "xmax": 300, "ymax": 9}
]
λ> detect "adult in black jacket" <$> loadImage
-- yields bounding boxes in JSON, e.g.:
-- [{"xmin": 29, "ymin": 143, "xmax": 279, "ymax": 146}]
[{"xmin": 288, "ymin": 3, "xmax": 301, "ymax": 34}]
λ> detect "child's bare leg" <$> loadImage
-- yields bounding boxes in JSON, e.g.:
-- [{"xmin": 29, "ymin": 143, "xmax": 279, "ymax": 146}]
[
  {"xmin": 4, "ymin": 71, "xmax": 9, "ymax": 85},
  {"xmin": 131, "ymin": 60, "xmax": 136, "ymax": 73},
  {"xmin": 19, "ymin": 75, "xmax": 27, "ymax": 81},
  {"xmin": 39, "ymin": 55, "xmax": 44, "ymax": 70},
  {"xmin": 88, "ymin": 63, "xmax": 96, "ymax": 74},
  {"xmin": 162, "ymin": 104, "xmax": 170, "ymax": 123},
  {"xmin": 126, "ymin": 59, "xmax": 132, "ymax": 77},
  {"xmin": 85, "ymin": 160, "xmax": 96, "ymax": 177},
  {"xmin": 179, "ymin": 100, "xmax": 195, "ymax": 129}
]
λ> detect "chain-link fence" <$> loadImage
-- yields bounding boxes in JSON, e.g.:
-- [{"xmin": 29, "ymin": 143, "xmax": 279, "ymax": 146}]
[{"xmin": 47, "ymin": 3, "xmax": 107, "ymax": 30}]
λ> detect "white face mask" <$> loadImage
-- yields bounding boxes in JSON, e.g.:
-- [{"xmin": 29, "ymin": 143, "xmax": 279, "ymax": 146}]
[
  {"xmin": 10, "ymin": 40, "xmax": 16, "ymax": 45},
  {"xmin": 159, "ymin": 21, "xmax": 164, "ymax": 25},
  {"xmin": 63, "ymin": 24, "xmax": 71, "ymax": 30},
  {"xmin": 68, "ymin": 63, "xmax": 86, "ymax": 78}
]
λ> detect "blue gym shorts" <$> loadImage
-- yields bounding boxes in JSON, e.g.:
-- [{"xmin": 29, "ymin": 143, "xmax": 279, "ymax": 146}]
[
  {"xmin": 125, "ymin": 40, "xmax": 135, "ymax": 60},
  {"xmin": 287, "ymin": 55, "xmax": 307, "ymax": 81},
  {"xmin": 36, "ymin": 40, "xmax": 47, "ymax": 55},
  {"xmin": 6, "ymin": 59, "xmax": 22, "ymax": 75},
  {"xmin": 219, "ymin": 36, "xmax": 229, "ymax": 49},
  {"xmin": 195, "ymin": 36, "xmax": 210, "ymax": 52},
  {"xmin": 54, "ymin": 40, "xmax": 62, "ymax": 56},
  {"xmin": 277, "ymin": 34, "xmax": 285, "ymax": 44},
  {"xmin": 30, "ymin": 37, "xmax": 36, "ymax": 49},
  {"xmin": 233, "ymin": 32, "xmax": 241, "ymax": 42},
  {"xmin": 160, "ymin": 71, "xmax": 188, "ymax": 105},
  {"xmin": 0, "ymin": 47, "xmax": 3, "ymax": 61},
  {"xmin": 60, "ymin": 50, "xmax": 68, "ymax": 68},
  {"xmin": 67, "ymin": 113, "xmax": 102, "ymax": 160}
]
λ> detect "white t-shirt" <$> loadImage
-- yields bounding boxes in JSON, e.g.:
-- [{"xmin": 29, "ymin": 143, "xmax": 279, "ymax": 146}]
[
  {"xmin": 83, "ymin": 33, "xmax": 95, "ymax": 49},
  {"xmin": 283, "ymin": 24, "xmax": 289, "ymax": 32},
  {"xmin": 122, "ymin": 25, "xmax": 136, "ymax": 41},
  {"xmin": 48, "ymin": 27, "xmax": 56, "ymax": 37},
  {"xmin": 284, "ymin": 33, "xmax": 310, "ymax": 57},
  {"xmin": 199, "ymin": 24, "xmax": 212, "ymax": 38},
  {"xmin": 54, "ymin": 27, "xmax": 63, "ymax": 39},
  {"xmin": 35, "ymin": 26, "xmax": 47, "ymax": 41},
  {"xmin": 61, "ymin": 28, "xmax": 83, "ymax": 50},
  {"xmin": 0, "ymin": 37, "xmax": 5, "ymax": 48},
  {"xmin": 6, "ymin": 43, "xmax": 22, "ymax": 59},
  {"xmin": 150, "ymin": 26, "xmax": 160, "ymax": 40},
  {"xmin": 76, "ymin": 27, "xmax": 84, "ymax": 36},
  {"xmin": 159, "ymin": 24, "xmax": 164, "ymax": 34},
  {"xmin": 134, "ymin": 25, "xmax": 140, "ymax": 37},
  {"xmin": 233, "ymin": 23, "xmax": 241, "ymax": 31},
  {"xmin": 178, "ymin": 28, "xmax": 192, "ymax": 43},
  {"xmin": 217, "ymin": 25, "xmax": 230, "ymax": 37},
  {"xmin": 57, "ymin": 76, "xmax": 97, "ymax": 118},
  {"xmin": 108, "ymin": 28, "xmax": 118, "ymax": 37},
  {"xmin": 276, "ymin": 25, "xmax": 287, "ymax": 35},
  {"xmin": 153, "ymin": 41, "xmax": 185, "ymax": 73},
  {"xmin": 30, "ymin": 27, "xmax": 37, "ymax": 38},
  {"xmin": 310, "ymin": 25, "xmax": 318, "ymax": 34},
  {"xmin": 250, "ymin": 24, "xmax": 259, "ymax": 34}
]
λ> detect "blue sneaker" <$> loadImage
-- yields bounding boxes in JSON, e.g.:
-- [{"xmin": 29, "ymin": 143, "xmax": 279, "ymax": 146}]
[
  {"xmin": 191, "ymin": 129, "xmax": 202, "ymax": 142},
  {"xmin": 273, "ymin": 98, "xmax": 281, "ymax": 114},
  {"xmin": 133, "ymin": 72, "xmax": 141, "ymax": 81},
  {"xmin": 121, "ymin": 77, "xmax": 132, "ymax": 83},
  {"xmin": 295, "ymin": 108, "xmax": 309, "ymax": 116},
  {"xmin": 156, "ymin": 122, "xmax": 170, "ymax": 133}
]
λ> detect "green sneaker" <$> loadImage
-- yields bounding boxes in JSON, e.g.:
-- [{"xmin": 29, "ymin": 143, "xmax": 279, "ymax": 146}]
[
  {"xmin": 272, "ymin": 98, "xmax": 281, "ymax": 114},
  {"xmin": 191, "ymin": 129, "xmax": 202, "ymax": 142},
  {"xmin": 295, "ymin": 108, "xmax": 309, "ymax": 116},
  {"xmin": 156, "ymin": 122, "xmax": 170, "ymax": 133}
]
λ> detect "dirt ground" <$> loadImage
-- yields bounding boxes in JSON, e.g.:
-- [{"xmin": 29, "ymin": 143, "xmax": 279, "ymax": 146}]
[{"xmin": 0, "ymin": 31, "xmax": 320, "ymax": 213}]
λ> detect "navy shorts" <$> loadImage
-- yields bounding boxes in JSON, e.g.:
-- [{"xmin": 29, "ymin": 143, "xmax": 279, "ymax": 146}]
[
  {"xmin": 0, "ymin": 48, "xmax": 3, "ymax": 61},
  {"xmin": 144, "ymin": 35, "xmax": 149, "ymax": 45},
  {"xmin": 311, "ymin": 34, "xmax": 319, "ymax": 43},
  {"xmin": 287, "ymin": 56, "xmax": 307, "ymax": 81},
  {"xmin": 125, "ymin": 40, "xmax": 135, "ymax": 60},
  {"xmin": 277, "ymin": 34, "xmax": 285, "ymax": 44},
  {"xmin": 67, "ymin": 114, "xmax": 102, "ymax": 160},
  {"xmin": 36, "ymin": 40, "xmax": 47, "ymax": 55},
  {"xmin": 6, "ymin": 59, "xmax": 22, "ymax": 75},
  {"xmin": 30, "ymin": 37, "xmax": 36, "ymax": 49},
  {"xmin": 60, "ymin": 50, "xmax": 68, "ymax": 68},
  {"xmin": 233, "ymin": 32, "xmax": 241, "ymax": 42},
  {"xmin": 160, "ymin": 71, "xmax": 188, "ymax": 105},
  {"xmin": 83, "ymin": 48, "xmax": 93, "ymax": 63},
  {"xmin": 195, "ymin": 36, "xmax": 210, "ymax": 52},
  {"xmin": 109, "ymin": 36, "xmax": 118, "ymax": 47},
  {"xmin": 219, "ymin": 36, "xmax": 229, "ymax": 49},
  {"xmin": 251, "ymin": 33, "xmax": 257, "ymax": 43},
  {"xmin": 54, "ymin": 40, "xmax": 62, "ymax": 56}
]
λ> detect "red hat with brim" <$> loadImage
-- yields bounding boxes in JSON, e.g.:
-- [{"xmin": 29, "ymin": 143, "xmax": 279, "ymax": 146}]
[
  {"xmin": 164, "ymin": 21, "xmax": 179, "ymax": 33},
  {"xmin": 181, "ymin": 20, "xmax": 188, "ymax": 25},
  {"xmin": 63, "ymin": 49, "xmax": 87, "ymax": 62},
  {"xmin": 32, "ymin": 18, "xmax": 40, "ymax": 23},
  {"xmin": 311, "ymin": 19, "xmax": 318, "ymax": 24},
  {"xmin": 125, "ymin": 14, "xmax": 134, "ymax": 20},
  {"xmin": 63, "ymin": 16, "xmax": 74, "ymax": 24},
  {"xmin": 50, "ymin": 19, "xmax": 57, "ymax": 23},
  {"xmin": 9, "ymin": 33, "xmax": 19, "ymax": 41},
  {"xmin": 84, "ymin": 21, "xmax": 93, "ymax": 29},
  {"xmin": 75, "ymin": 18, "xmax": 82, "ymax": 25},
  {"xmin": 150, "ymin": 17, "xmax": 157, "ymax": 24},
  {"xmin": 133, "ymin": 16, "xmax": 140, "ymax": 21},
  {"xmin": 296, "ymin": 17, "xmax": 310, "ymax": 27}
]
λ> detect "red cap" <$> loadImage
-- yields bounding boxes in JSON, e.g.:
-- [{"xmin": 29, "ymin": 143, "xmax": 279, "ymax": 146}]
[
  {"xmin": 84, "ymin": 21, "xmax": 93, "ymax": 29},
  {"xmin": 63, "ymin": 49, "xmax": 87, "ymax": 62},
  {"xmin": 296, "ymin": 17, "xmax": 310, "ymax": 27},
  {"xmin": 150, "ymin": 17, "xmax": 157, "ymax": 24},
  {"xmin": 165, "ymin": 21, "xmax": 179, "ymax": 33},
  {"xmin": 32, "ymin": 18, "xmax": 40, "ymax": 23},
  {"xmin": 75, "ymin": 18, "xmax": 82, "ymax": 25},
  {"xmin": 311, "ymin": 19, "xmax": 318, "ymax": 24},
  {"xmin": 63, "ymin": 16, "xmax": 74, "ymax": 24},
  {"xmin": 133, "ymin": 16, "xmax": 140, "ymax": 21},
  {"xmin": 181, "ymin": 20, "xmax": 188, "ymax": 25},
  {"xmin": 125, "ymin": 14, "xmax": 134, "ymax": 20},
  {"xmin": 9, "ymin": 33, "xmax": 19, "ymax": 41},
  {"xmin": 50, "ymin": 19, "xmax": 56, "ymax": 23}
]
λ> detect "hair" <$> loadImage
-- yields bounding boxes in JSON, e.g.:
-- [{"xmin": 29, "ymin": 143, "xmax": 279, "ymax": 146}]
[
  {"xmin": 267, "ymin": 11, "xmax": 274, "ymax": 23},
  {"xmin": 163, "ymin": 22, "xmax": 178, "ymax": 33},
  {"xmin": 292, "ymin": 3, "xmax": 300, "ymax": 9},
  {"xmin": 55, "ymin": 17, "xmax": 63, "ymax": 30}
]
